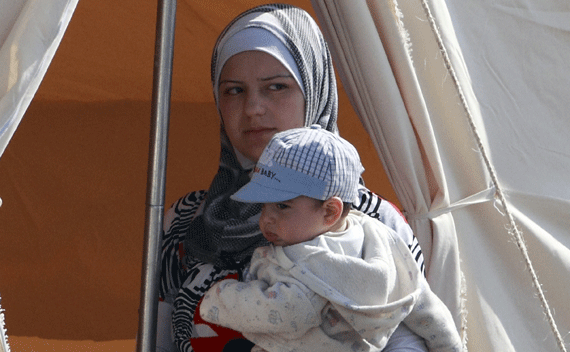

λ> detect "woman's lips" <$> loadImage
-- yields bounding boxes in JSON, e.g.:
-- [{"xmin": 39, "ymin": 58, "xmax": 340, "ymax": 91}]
[
  {"xmin": 243, "ymin": 127, "xmax": 277, "ymax": 146},
  {"xmin": 245, "ymin": 127, "xmax": 275, "ymax": 137}
]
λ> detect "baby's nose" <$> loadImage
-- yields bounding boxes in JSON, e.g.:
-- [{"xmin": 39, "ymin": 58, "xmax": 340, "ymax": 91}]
[{"xmin": 259, "ymin": 205, "xmax": 273, "ymax": 224}]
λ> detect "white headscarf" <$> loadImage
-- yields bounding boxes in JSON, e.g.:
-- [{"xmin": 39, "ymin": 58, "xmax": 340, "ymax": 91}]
[{"xmin": 214, "ymin": 26, "xmax": 305, "ymax": 101}]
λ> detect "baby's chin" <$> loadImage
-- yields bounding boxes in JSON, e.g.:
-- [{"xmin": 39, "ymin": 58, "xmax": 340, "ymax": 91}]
[{"xmin": 262, "ymin": 232, "xmax": 285, "ymax": 246}]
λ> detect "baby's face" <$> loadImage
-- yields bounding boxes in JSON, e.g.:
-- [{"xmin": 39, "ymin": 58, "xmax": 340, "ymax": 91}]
[{"xmin": 259, "ymin": 196, "xmax": 328, "ymax": 247}]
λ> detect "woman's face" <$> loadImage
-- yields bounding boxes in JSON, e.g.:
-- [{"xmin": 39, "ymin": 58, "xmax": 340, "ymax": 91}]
[{"xmin": 218, "ymin": 51, "xmax": 305, "ymax": 162}]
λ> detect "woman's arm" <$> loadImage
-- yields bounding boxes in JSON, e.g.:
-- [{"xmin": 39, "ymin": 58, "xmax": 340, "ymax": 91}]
[{"xmin": 160, "ymin": 190, "xmax": 208, "ymax": 301}]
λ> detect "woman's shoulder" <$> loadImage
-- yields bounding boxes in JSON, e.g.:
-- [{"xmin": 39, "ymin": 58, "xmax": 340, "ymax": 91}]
[
  {"xmin": 353, "ymin": 186, "xmax": 411, "ymax": 236},
  {"xmin": 171, "ymin": 190, "xmax": 208, "ymax": 209},
  {"xmin": 172, "ymin": 189, "xmax": 208, "ymax": 207},
  {"xmin": 164, "ymin": 190, "xmax": 208, "ymax": 227}
]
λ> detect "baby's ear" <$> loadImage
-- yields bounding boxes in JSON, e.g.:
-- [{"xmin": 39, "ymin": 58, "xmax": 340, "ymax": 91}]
[{"xmin": 323, "ymin": 197, "xmax": 343, "ymax": 226}]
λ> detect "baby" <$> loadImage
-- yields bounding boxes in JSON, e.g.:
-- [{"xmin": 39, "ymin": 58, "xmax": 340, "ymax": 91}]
[{"xmin": 200, "ymin": 125, "xmax": 462, "ymax": 352}]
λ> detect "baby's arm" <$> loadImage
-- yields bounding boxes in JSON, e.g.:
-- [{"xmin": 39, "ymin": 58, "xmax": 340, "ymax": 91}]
[
  {"xmin": 403, "ymin": 279, "xmax": 463, "ymax": 351},
  {"xmin": 200, "ymin": 277, "xmax": 324, "ymax": 339}
]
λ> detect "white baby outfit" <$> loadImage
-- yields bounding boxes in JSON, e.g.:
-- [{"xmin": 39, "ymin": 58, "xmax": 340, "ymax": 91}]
[{"xmin": 201, "ymin": 211, "xmax": 462, "ymax": 352}]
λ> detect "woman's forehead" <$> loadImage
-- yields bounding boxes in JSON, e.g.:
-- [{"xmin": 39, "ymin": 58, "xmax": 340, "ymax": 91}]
[{"xmin": 219, "ymin": 51, "xmax": 293, "ymax": 81}]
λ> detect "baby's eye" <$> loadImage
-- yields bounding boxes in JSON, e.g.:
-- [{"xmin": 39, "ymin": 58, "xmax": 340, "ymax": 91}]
[{"xmin": 276, "ymin": 203, "xmax": 289, "ymax": 210}]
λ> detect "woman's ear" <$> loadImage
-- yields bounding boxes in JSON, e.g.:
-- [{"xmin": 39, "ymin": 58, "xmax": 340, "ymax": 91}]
[{"xmin": 322, "ymin": 197, "xmax": 343, "ymax": 226}]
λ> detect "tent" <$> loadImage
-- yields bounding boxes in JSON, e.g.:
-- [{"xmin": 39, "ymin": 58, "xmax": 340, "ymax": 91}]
[{"xmin": 1, "ymin": 0, "xmax": 569, "ymax": 351}]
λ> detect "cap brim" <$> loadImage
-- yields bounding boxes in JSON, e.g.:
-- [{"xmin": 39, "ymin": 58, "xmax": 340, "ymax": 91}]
[{"xmin": 231, "ymin": 179, "xmax": 301, "ymax": 203}]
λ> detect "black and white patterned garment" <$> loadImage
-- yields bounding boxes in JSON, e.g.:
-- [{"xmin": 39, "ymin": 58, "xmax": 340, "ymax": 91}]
[{"xmin": 158, "ymin": 4, "xmax": 425, "ymax": 352}]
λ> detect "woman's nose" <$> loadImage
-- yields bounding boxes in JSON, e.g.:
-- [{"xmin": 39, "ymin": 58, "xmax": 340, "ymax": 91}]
[{"xmin": 244, "ymin": 91, "xmax": 266, "ymax": 117}]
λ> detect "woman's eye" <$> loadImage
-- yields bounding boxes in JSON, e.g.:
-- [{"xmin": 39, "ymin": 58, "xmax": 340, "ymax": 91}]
[
  {"xmin": 223, "ymin": 86, "xmax": 243, "ymax": 95},
  {"xmin": 268, "ymin": 83, "xmax": 287, "ymax": 91}
]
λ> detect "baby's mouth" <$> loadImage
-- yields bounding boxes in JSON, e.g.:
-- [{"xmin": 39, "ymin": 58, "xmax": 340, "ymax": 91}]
[{"xmin": 262, "ymin": 230, "xmax": 279, "ymax": 243}]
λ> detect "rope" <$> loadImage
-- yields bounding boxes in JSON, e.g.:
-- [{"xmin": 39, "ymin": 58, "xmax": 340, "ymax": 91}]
[
  {"xmin": 417, "ymin": 1, "xmax": 568, "ymax": 351},
  {"xmin": 0, "ymin": 296, "xmax": 10, "ymax": 352}
]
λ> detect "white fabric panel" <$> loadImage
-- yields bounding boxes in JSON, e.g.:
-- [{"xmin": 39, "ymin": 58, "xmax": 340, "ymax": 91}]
[
  {"xmin": 310, "ymin": 0, "xmax": 467, "ymax": 334},
  {"xmin": 0, "ymin": 0, "xmax": 78, "ymax": 158},
  {"xmin": 442, "ymin": 1, "xmax": 570, "ymax": 350},
  {"xmin": 311, "ymin": 0, "xmax": 570, "ymax": 350}
]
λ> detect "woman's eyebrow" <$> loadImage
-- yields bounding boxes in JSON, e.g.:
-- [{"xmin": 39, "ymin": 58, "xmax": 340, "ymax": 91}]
[
  {"xmin": 259, "ymin": 74, "xmax": 293, "ymax": 81},
  {"xmin": 219, "ymin": 79, "xmax": 242, "ymax": 85},
  {"xmin": 219, "ymin": 74, "xmax": 293, "ymax": 85}
]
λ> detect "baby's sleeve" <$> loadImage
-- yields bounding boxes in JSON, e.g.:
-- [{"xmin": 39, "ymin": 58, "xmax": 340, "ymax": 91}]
[
  {"xmin": 403, "ymin": 280, "xmax": 463, "ymax": 351},
  {"xmin": 200, "ymin": 277, "xmax": 324, "ymax": 339}
]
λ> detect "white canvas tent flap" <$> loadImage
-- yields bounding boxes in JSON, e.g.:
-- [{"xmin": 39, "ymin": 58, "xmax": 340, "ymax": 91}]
[
  {"xmin": 0, "ymin": 0, "xmax": 78, "ymax": 158},
  {"xmin": 311, "ymin": 0, "xmax": 471, "ymax": 332},
  {"xmin": 311, "ymin": 0, "xmax": 570, "ymax": 351},
  {"xmin": 1, "ymin": 2, "xmax": 78, "ymax": 349}
]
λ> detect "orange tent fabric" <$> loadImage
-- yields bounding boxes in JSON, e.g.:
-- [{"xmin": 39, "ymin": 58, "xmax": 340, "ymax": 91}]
[{"xmin": 0, "ymin": 0, "xmax": 397, "ymax": 342}]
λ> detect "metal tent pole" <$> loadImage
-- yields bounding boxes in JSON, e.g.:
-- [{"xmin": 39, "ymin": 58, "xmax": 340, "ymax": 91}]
[{"xmin": 137, "ymin": 0, "xmax": 177, "ymax": 350}]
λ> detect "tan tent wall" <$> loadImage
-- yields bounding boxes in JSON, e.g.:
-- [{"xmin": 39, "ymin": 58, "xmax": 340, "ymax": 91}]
[{"xmin": 0, "ymin": 0, "xmax": 399, "ymax": 341}]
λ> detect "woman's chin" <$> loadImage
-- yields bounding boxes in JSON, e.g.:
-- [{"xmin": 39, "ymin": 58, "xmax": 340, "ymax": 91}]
[{"xmin": 246, "ymin": 130, "xmax": 276, "ymax": 149}]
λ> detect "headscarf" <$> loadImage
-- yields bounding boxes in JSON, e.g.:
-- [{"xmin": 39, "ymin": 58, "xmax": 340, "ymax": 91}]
[{"xmin": 183, "ymin": 4, "xmax": 338, "ymax": 268}]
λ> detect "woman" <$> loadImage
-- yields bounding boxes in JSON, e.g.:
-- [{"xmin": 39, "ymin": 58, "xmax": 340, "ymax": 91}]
[{"xmin": 158, "ymin": 4, "xmax": 426, "ymax": 352}]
